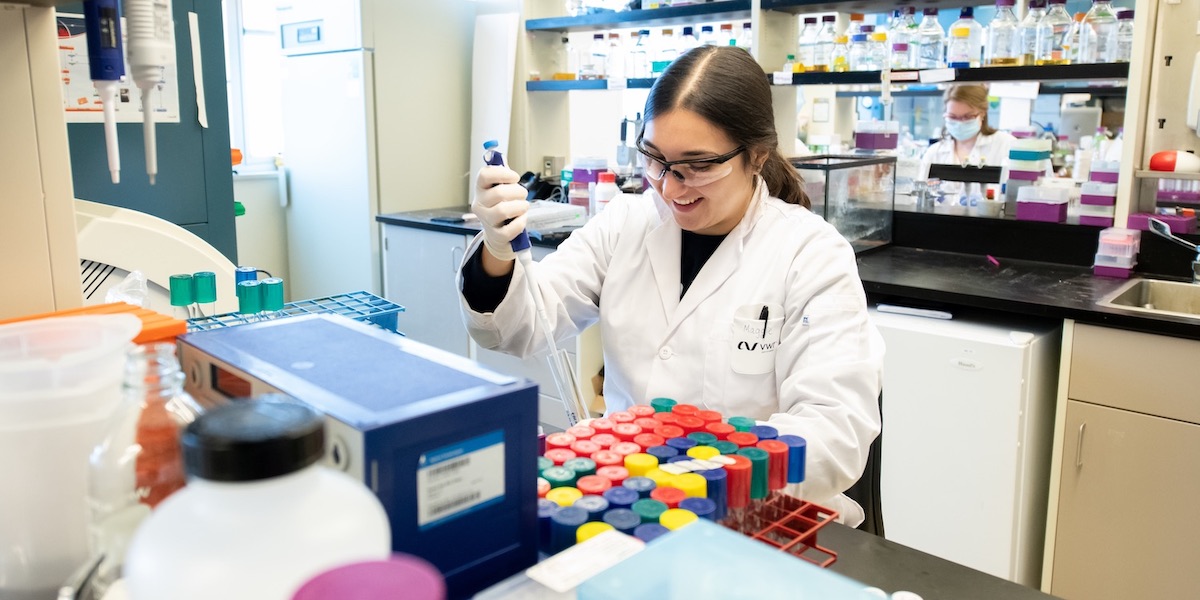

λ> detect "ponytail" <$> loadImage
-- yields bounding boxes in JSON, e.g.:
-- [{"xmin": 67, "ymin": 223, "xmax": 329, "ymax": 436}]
[{"xmin": 762, "ymin": 150, "xmax": 809, "ymax": 208}]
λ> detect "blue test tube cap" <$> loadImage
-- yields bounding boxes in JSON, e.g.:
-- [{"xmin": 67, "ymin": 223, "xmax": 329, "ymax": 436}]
[
  {"xmin": 665, "ymin": 437, "xmax": 698, "ymax": 452},
  {"xmin": 666, "ymin": 455, "xmax": 694, "ymax": 464},
  {"xmin": 234, "ymin": 265, "xmax": 257, "ymax": 284},
  {"xmin": 622, "ymin": 476, "xmax": 656, "ymax": 498},
  {"xmin": 537, "ymin": 498, "xmax": 558, "ymax": 554},
  {"xmin": 700, "ymin": 467, "xmax": 728, "ymax": 522},
  {"xmin": 778, "ymin": 434, "xmax": 807, "ymax": 484},
  {"xmin": 602, "ymin": 508, "xmax": 642, "ymax": 535},
  {"xmin": 574, "ymin": 495, "xmax": 610, "ymax": 522},
  {"xmin": 646, "ymin": 445, "xmax": 679, "ymax": 462},
  {"xmin": 633, "ymin": 523, "xmax": 671, "ymax": 544},
  {"xmin": 749, "ymin": 425, "xmax": 779, "ymax": 441},
  {"xmin": 602, "ymin": 486, "xmax": 639, "ymax": 511},
  {"xmin": 679, "ymin": 497, "xmax": 717, "ymax": 521},
  {"xmin": 549, "ymin": 505, "xmax": 589, "ymax": 554}
]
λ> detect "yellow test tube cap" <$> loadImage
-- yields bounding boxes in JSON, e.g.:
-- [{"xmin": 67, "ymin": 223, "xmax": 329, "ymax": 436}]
[
  {"xmin": 674, "ymin": 472, "xmax": 708, "ymax": 498},
  {"xmin": 624, "ymin": 453, "xmax": 659, "ymax": 477},
  {"xmin": 659, "ymin": 508, "xmax": 699, "ymax": 531},
  {"xmin": 686, "ymin": 445, "xmax": 720, "ymax": 461},
  {"xmin": 546, "ymin": 486, "xmax": 583, "ymax": 508},
  {"xmin": 576, "ymin": 521, "xmax": 615, "ymax": 544},
  {"xmin": 644, "ymin": 468, "xmax": 676, "ymax": 489}
]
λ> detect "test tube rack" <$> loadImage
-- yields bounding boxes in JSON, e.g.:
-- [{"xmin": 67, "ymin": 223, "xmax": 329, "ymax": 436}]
[
  {"xmin": 728, "ymin": 494, "xmax": 840, "ymax": 568},
  {"xmin": 185, "ymin": 291, "xmax": 404, "ymax": 333}
]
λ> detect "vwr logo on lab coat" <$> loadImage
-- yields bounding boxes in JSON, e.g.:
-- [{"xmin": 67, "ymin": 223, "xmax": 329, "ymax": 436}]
[
  {"xmin": 737, "ymin": 340, "xmax": 778, "ymax": 352},
  {"xmin": 731, "ymin": 303, "xmax": 783, "ymax": 375}
]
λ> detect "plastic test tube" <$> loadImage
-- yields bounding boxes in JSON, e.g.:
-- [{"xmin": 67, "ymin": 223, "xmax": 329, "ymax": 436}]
[
  {"xmin": 261, "ymin": 277, "xmax": 285, "ymax": 319},
  {"xmin": 543, "ymin": 448, "xmax": 576, "ymax": 466},
  {"xmin": 653, "ymin": 425, "xmax": 685, "ymax": 440},
  {"xmin": 646, "ymin": 445, "xmax": 679, "ymax": 462},
  {"xmin": 563, "ymin": 457, "xmax": 596, "ymax": 478},
  {"xmin": 723, "ymin": 454, "xmax": 752, "ymax": 531},
  {"xmin": 705, "ymin": 422, "xmax": 736, "ymax": 440},
  {"xmin": 550, "ymin": 506, "xmax": 589, "ymax": 554},
  {"xmin": 700, "ymin": 467, "xmax": 728, "ymax": 521},
  {"xmin": 546, "ymin": 486, "xmax": 583, "ymax": 508},
  {"xmin": 650, "ymin": 397, "xmax": 677, "ymax": 413},
  {"xmin": 576, "ymin": 521, "xmax": 614, "ymax": 544},
  {"xmin": 737, "ymin": 447, "xmax": 771, "ymax": 525},
  {"xmin": 673, "ymin": 472, "xmax": 708, "ymax": 498},
  {"xmin": 749, "ymin": 424, "xmax": 779, "ymax": 441},
  {"xmin": 633, "ymin": 523, "xmax": 670, "ymax": 543},
  {"xmin": 545, "ymin": 432, "xmax": 575, "ymax": 450},
  {"xmin": 679, "ymin": 497, "xmax": 717, "ymax": 521},
  {"xmin": 650, "ymin": 486, "xmax": 686, "ymax": 509},
  {"xmin": 778, "ymin": 434, "xmax": 807, "ymax": 498},
  {"xmin": 632, "ymin": 498, "xmax": 669, "ymax": 524},
  {"xmin": 575, "ymin": 475, "xmax": 612, "ymax": 497},
  {"xmin": 622, "ymin": 476, "xmax": 656, "ymax": 498},
  {"xmin": 727, "ymin": 416, "xmax": 757, "ymax": 432},
  {"xmin": 633, "ymin": 433, "xmax": 665, "ymax": 449},
  {"xmin": 192, "ymin": 271, "xmax": 217, "ymax": 317},
  {"xmin": 570, "ymin": 439, "xmax": 601, "ymax": 457},
  {"xmin": 756, "ymin": 440, "xmax": 790, "ymax": 501},
  {"xmin": 541, "ymin": 466, "xmax": 577, "ymax": 489},
  {"xmin": 169, "ymin": 273, "xmax": 194, "ymax": 320},
  {"xmin": 665, "ymin": 437, "xmax": 698, "ymax": 452},
  {"xmin": 628, "ymin": 405, "xmax": 656, "ymax": 419},
  {"xmin": 537, "ymin": 498, "xmax": 558, "ymax": 554},
  {"xmin": 711, "ymin": 440, "xmax": 740, "ymax": 455},
  {"xmin": 236, "ymin": 280, "xmax": 262, "ymax": 321},
  {"xmin": 624, "ymin": 453, "xmax": 658, "ymax": 478},
  {"xmin": 590, "ymin": 450, "xmax": 623, "ymax": 468},
  {"xmin": 687, "ymin": 432, "xmax": 718, "ymax": 446},
  {"xmin": 670, "ymin": 403, "xmax": 699, "ymax": 417},
  {"xmin": 659, "ymin": 508, "xmax": 698, "ymax": 531},
  {"xmin": 574, "ymin": 495, "xmax": 609, "ymax": 522},
  {"xmin": 602, "ymin": 486, "xmax": 639, "ymax": 511},
  {"xmin": 609, "ymin": 411, "xmax": 636, "ymax": 424},
  {"xmin": 602, "ymin": 508, "xmax": 642, "ymax": 535},
  {"xmin": 595, "ymin": 465, "xmax": 628, "ymax": 487}
]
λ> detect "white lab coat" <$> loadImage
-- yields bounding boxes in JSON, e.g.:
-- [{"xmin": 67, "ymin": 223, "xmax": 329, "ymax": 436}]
[
  {"xmin": 457, "ymin": 178, "xmax": 884, "ymax": 525},
  {"xmin": 918, "ymin": 130, "xmax": 1016, "ymax": 181}
]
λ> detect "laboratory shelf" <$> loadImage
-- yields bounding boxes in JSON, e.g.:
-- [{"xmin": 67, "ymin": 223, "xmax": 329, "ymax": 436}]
[
  {"xmin": 525, "ymin": 78, "xmax": 655, "ymax": 91},
  {"xmin": 777, "ymin": 63, "xmax": 1129, "ymax": 86},
  {"xmin": 835, "ymin": 84, "xmax": 1128, "ymax": 98},
  {"xmin": 524, "ymin": 0, "xmax": 751, "ymax": 33},
  {"xmin": 762, "ymin": 0, "xmax": 1012, "ymax": 15},
  {"xmin": 186, "ymin": 291, "xmax": 405, "ymax": 333}
]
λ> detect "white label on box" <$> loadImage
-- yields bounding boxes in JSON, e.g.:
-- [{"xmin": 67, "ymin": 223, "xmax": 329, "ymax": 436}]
[
  {"xmin": 526, "ymin": 530, "xmax": 646, "ymax": 593},
  {"xmin": 417, "ymin": 430, "xmax": 505, "ymax": 529},
  {"xmin": 607, "ymin": 77, "xmax": 627, "ymax": 90},
  {"xmin": 919, "ymin": 68, "xmax": 957, "ymax": 83},
  {"xmin": 772, "ymin": 71, "xmax": 793, "ymax": 85}
]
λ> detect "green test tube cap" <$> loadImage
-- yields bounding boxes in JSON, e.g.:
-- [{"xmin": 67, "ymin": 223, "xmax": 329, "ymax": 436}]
[
  {"xmin": 563, "ymin": 457, "xmax": 597, "ymax": 478},
  {"xmin": 169, "ymin": 274, "xmax": 194, "ymax": 307},
  {"xmin": 728, "ymin": 416, "xmax": 757, "ymax": 433},
  {"xmin": 236, "ymin": 280, "xmax": 263, "ymax": 315},
  {"xmin": 650, "ymin": 397, "xmax": 677, "ymax": 413},
  {"xmin": 542, "ymin": 465, "xmax": 578, "ymax": 489},
  {"xmin": 711, "ymin": 440, "xmax": 740, "ymax": 455},
  {"xmin": 737, "ymin": 447, "xmax": 770, "ymax": 500},
  {"xmin": 632, "ymin": 498, "xmax": 669, "ymax": 524},
  {"xmin": 261, "ymin": 277, "xmax": 285, "ymax": 312},
  {"xmin": 538, "ymin": 455, "xmax": 555, "ymax": 476},
  {"xmin": 686, "ymin": 432, "xmax": 718, "ymax": 446},
  {"xmin": 193, "ymin": 271, "xmax": 217, "ymax": 303}
]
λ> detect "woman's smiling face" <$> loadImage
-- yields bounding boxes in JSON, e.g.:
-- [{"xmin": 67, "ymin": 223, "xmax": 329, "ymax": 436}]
[{"xmin": 639, "ymin": 108, "xmax": 759, "ymax": 236}]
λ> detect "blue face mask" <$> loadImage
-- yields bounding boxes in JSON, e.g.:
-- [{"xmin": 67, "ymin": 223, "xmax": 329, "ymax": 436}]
[{"xmin": 945, "ymin": 118, "xmax": 982, "ymax": 141}]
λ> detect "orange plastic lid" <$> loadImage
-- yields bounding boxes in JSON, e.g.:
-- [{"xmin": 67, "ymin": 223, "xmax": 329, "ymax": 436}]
[{"xmin": 0, "ymin": 302, "xmax": 185, "ymax": 344}]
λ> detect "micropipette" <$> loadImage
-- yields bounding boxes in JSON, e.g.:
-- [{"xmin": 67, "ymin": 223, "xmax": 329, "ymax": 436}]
[
  {"xmin": 125, "ymin": 0, "xmax": 176, "ymax": 185},
  {"xmin": 83, "ymin": 0, "xmax": 125, "ymax": 184},
  {"xmin": 483, "ymin": 140, "xmax": 591, "ymax": 426}
]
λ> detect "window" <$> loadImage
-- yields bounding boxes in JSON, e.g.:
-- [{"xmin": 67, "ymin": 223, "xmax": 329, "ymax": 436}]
[{"xmin": 222, "ymin": 0, "xmax": 284, "ymax": 170}]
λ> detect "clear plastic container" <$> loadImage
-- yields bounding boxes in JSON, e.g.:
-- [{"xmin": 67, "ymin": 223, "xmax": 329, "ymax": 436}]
[
  {"xmin": 579, "ymin": 33, "xmax": 607, "ymax": 80},
  {"xmin": 791, "ymin": 154, "xmax": 895, "ymax": 253},
  {"xmin": 946, "ymin": 26, "xmax": 974, "ymax": 68},
  {"xmin": 830, "ymin": 35, "xmax": 850, "ymax": 72},
  {"xmin": 891, "ymin": 7, "xmax": 917, "ymax": 47},
  {"xmin": 124, "ymin": 397, "xmax": 391, "ymax": 600},
  {"xmin": 986, "ymin": 0, "xmax": 1021, "ymax": 66},
  {"xmin": 890, "ymin": 43, "xmax": 912, "ymax": 70},
  {"xmin": 868, "ymin": 33, "xmax": 889, "ymax": 70},
  {"xmin": 1115, "ymin": 8, "xmax": 1134, "ymax": 63},
  {"xmin": 811, "ymin": 16, "xmax": 835, "ymax": 72},
  {"xmin": 949, "ymin": 7, "xmax": 985, "ymax": 67},
  {"xmin": 652, "ymin": 28, "xmax": 678, "ymax": 77},
  {"xmin": 1039, "ymin": 0, "xmax": 1074, "ymax": 65},
  {"xmin": 736, "ymin": 22, "xmax": 753, "ymax": 53},
  {"xmin": 1079, "ymin": 0, "xmax": 1118, "ymax": 64},
  {"xmin": 797, "ymin": 17, "xmax": 818, "ymax": 71},
  {"xmin": 87, "ymin": 343, "xmax": 203, "ymax": 597},
  {"xmin": 916, "ymin": 8, "xmax": 946, "ymax": 69},
  {"xmin": 0, "ymin": 314, "xmax": 141, "ymax": 600},
  {"xmin": 848, "ymin": 34, "xmax": 871, "ymax": 71}
]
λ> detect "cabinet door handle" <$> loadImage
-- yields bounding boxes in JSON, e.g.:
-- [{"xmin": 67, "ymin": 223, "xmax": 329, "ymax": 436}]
[
  {"xmin": 450, "ymin": 246, "xmax": 464, "ymax": 272},
  {"xmin": 1075, "ymin": 422, "xmax": 1086, "ymax": 468}
]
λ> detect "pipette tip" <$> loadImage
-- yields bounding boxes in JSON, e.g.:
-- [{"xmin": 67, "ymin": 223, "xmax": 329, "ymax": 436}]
[{"xmin": 111, "ymin": 170, "xmax": 120, "ymax": 184}]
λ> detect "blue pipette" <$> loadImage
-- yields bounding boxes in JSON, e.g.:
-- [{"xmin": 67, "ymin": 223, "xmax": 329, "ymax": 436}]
[
  {"xmin": 83, "ymin": 0, "xmax": 125, "ymax": 184},
  {"xmin": 482, "ymin": 140, "xmax": 589, "ymax": 426}
]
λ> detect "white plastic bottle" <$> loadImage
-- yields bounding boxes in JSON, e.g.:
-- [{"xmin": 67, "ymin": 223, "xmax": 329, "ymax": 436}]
[
  {"xmin": 124, "ymin": 398, "xmax": 391, "ymax": 600},
  {"xmin": 1019, "ymin": 0, "xmax": 1049, "ymax": 66},
  {"xmin": 848, "ymin": 34, "xmax": 870, "ymax": 71},
  {"xmin": 605, "ymin": 33, "xmax": 625, "ymax": 80},
  {"xmin": 1079, "ymin": 0, "xmax": 1118, "ymax": 64},
  {"xmin": 916, "ymin": 8, "xmax": 946, "ymax": 69},
  {"xmin": 680, "ymin": 26, "xmax": 700, "ymax": 53},
  {"xmin": 946, "ymin": 26, "xmax": 974, "ymax": 68},
  {"xmin": 797, "ymin": 17, "xmax": 818, "ymax": 71},
  {"xmin": 629, "ymin": 29, "xmax": 652, "ymax": 79},
  {"xmin": 580, "ymin": 33, "xmax": 606, "ymax": 80},
  {"xmin": 737, "ymin": 22, "xmax": 753, "ymax": 54},
  {"xmin": 699, "ymin": 25, "xmax": 718, "ymax": 46},
  {"xmin": 1039, "ymin": 0, "xmax": 1073, "ymax": 65},
  {"xmin": 986, "ymin": 0, "xmax": 1021, "ymax": 66},
  {"xmin": 652, "ymin": 28, "xmax": 678, "ymax": 77},
  {"xmin": 592, "ymin": 172, "xmax": 619, "ymax": 214}
]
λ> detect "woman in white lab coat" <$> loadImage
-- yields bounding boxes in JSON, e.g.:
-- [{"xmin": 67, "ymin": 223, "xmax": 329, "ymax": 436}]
[
  {"xmin": 919, "ymin": 84, "xmax": 1015, "ymax": 180},
  {"xmin": 459, "ymin": 46, "xmax": 884, "ymax": 525}
]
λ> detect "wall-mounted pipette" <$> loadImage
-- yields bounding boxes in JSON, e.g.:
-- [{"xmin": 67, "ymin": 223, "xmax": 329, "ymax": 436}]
[
  {"xmin": 83, "ymin": 0, "xmax": 125, "ymax": 184},
  {"xmin": 125, "ymin": 0, "xmax": 176, "ymax": 185},
  {"xmin": 483, "ymin": 140, "xmax": 591, "ymax": 426}
]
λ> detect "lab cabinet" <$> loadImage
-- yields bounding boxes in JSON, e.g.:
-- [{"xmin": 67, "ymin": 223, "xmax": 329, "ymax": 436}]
[{"xmin": 1045, "ymin": 323, "xmax": 1200, "ymax": 599}]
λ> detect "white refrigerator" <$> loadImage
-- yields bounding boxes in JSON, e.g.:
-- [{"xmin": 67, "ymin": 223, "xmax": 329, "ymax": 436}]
[
  {"xmin": 279, "ymin": 0, "xmax": 379, "ymax": 300},
  {"xmin": 870, "ymin": 307, "xmax": 1061, "ymax": 588}
]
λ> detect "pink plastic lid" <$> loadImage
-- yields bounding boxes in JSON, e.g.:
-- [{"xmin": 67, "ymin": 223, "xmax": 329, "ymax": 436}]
[
  {"xmin": 599, "ymin": 172, "xmax": 616, "ymax": 183},
  {"xmin": 292, "ymin": 555, "xmax": 445, "ymax": 600}
]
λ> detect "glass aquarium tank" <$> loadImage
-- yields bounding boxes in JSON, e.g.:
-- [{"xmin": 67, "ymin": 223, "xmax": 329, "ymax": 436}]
[{"xmin": 791, "ymin": 155, "xmax": 895, "ymax": 253}]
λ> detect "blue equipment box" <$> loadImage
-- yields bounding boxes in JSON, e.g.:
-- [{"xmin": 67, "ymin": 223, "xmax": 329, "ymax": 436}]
[{"xmin": 176, "ymin": 314, "xmax": 539, "ymax": 599}]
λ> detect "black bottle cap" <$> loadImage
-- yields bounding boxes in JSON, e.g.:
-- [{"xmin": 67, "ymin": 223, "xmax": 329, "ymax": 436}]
[{"xmin": 182, "ymin": 395, "xmax": 325, "ymax": 482}]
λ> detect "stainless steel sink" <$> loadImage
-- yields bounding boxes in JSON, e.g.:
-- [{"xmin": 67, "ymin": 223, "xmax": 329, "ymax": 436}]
[{"xmin": 1097, "ymin": 278, "xmax": 1200, "ymax": 320}]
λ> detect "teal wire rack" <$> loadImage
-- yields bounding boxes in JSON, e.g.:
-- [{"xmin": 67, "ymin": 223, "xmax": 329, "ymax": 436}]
[{"xmin": 186, "ymin": 291, "xmax": 405, "ymax": 333}]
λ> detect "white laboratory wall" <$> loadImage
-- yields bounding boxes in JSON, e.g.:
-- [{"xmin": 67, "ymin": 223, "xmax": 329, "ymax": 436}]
[
  {"xmin": 567, "ymin": 88, "xmax": 649, "ymax": 169},
  {"xmin": 232, "ymin": 173, "xmax": 291, "ymax": 300}
]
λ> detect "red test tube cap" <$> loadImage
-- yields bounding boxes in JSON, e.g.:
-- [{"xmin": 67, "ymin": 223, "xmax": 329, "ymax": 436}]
[
  {"xmin": 590, "ymin": 433, "xmax": 618, "ymax": 448},
  {"xmin": 757, "ymin": 439, "xmax": 789, "ymax": 492},
  {"xmin": 566, "ymin": 425, "xmax": 595, "ymax": 440},
  {"xmin": 633, "ymin": 433, "xmax": 665, "ymax": 449},
  {"xmin": 727, "ymin": 431, "xmax": 760, "ymax": 449},
  {"xmin": 545, "ymin": 432, "xmax": 576, "ymax": 449},
  {"xmin": 613, "ymin": 423, "xmax": 643, "ymax": 442},
  {"xmin": 629, "ymin": 405, "xmax": 656, "ymax": 418},
  {"xmin": 590, "ymin": 450, "xmax": 624, "ymax": 467},
  {"xmin": 596, "ymin": 465, "xmax": 629, "ymax": 486},
  {"xmin": 576, "ymin": 475, "xmax": 613, "ymax": 496},
  {"xmin": 724, "ymin": 455, "xmax": 752, "ymax": 510},
  {"xmin": 651, "ymin": 412, "xmax": 679, "ymax": 425},
  {"xmin": 671, "ymin": 404, "xmax": 700, "ymax": 417},
  {"xmin": 609, "ymin": 411, "xmax": 636, "ymax": 424},
  {"xmin": 654, "ymin": 425, "xmax": 685, "ymax": 440},
  {"xmin": 544, "ymin": 448, "xmax": 577, "ymax": 465},
  {"xmin": 590, "ymin": 418, "xmax": 616, "ymax": 434},
  {"xmin": 610, "ymin": 441, "xmax": 643, "ymax": 457},
  {"xmin": 696, "ymin": 410, "xmax": 723, "ymax": 424},
  {"xmin": 570, "ymin": 439, "xmax": 601, "ymax": 457},
  {"xmin": 705, "ymin": 422, "xmax": 735, "ymax": 440},
  {"xmin": 633, "ymin": 418, "xmax": 662, "ymax": 431},
  {"xmin": 675, "ymin": 416, "xmax": 705, "ymax": 435},
  {"xmin": 650, "ymin": 485, "xmax": 687, "ymax": 509}
]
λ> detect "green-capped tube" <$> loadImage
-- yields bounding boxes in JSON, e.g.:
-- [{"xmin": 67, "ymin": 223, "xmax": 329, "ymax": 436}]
[
  {"xmin": 542, "ymin": 465, "xmax": 577, "ymax": 489},
  {"xmin": 711, "ymin": 441, "xmax": 739, "ymax": 455},
  {"xmin": 727, "ymin": 416, "xmax": 757, "ymax": 433},
  {"xmin": 169, "ymin": 274, "xmax": 194, "ymax": 307},
  {"xmin": 650, "ymin": 397, "xmax": 677, "ymax": 413},
  {"xmin": 632, "ymin": 498, "xmax": 669, "ymax": 524},
  {"xmin": 538, "ymin": 455, "xmax": 554, "ymax": 476},
  {"xmin": 193, "ymin": 271, "xmax": 217, "ymax": 303},
  {"xmin": 236, "ymin": 280, "xmax": 263, "ymax": 316},
  {"xmin": 562, "ymin": 457, "xmax": 597, "ymax": 478},
  {"xmin": 261, "ymin": 277, "xmax": 285, "ymax": 313},
  {"xmin": 737, "ymin": 447, "xmax": 770, "ymax": 500}
]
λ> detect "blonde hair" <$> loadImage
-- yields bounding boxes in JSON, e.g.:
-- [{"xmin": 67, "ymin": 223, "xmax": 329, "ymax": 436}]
[{"xmin": 943, "ymin": 84, "xmax": 996, "ymax": 136}]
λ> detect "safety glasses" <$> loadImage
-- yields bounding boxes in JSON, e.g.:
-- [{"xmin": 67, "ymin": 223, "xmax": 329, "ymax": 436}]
[{"xmin": 636, "ymin": 137, "xmax": 747, "ymax": 187}]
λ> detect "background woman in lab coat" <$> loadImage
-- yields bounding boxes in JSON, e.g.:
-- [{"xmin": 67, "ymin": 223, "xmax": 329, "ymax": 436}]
[
  {"xmin": 919, "ymin": 84, "xmax": 1015, "ymax": 180},
  {"xmin": 460, "ymin": 46, "xmax": 884, "ymax": 526}
]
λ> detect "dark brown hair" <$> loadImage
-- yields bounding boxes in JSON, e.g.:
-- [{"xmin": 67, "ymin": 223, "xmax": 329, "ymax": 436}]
[
  {"xmin": 943, "ymin": 84, "xmax": 997, "ymax": 136},
  {"xmin": 641, "ymin": 45, "xmax": 809, "ymax": 208}
]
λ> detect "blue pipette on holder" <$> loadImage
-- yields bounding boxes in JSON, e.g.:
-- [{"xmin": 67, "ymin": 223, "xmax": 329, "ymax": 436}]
[
  {"xmin": 83, "ymin": 0, "xmax": 125, "ymax": 184},
  {"xmin": 482, "ymin": 140, "xmax": 589, "ymax": 426}
]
